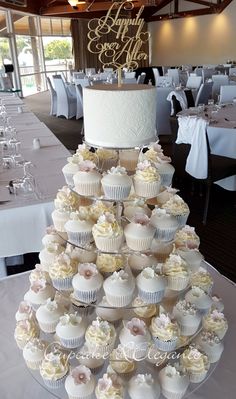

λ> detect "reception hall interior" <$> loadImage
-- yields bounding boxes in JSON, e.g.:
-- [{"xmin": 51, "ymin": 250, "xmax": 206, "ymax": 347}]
[{"xmin": 0, "ymin": 1, "xmax": 236, "ymax": 399}]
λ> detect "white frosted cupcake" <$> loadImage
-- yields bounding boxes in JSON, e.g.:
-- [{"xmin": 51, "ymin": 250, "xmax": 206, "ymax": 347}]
[
  {"xmin": 54, "ymin": 185, "xmax": 81, "ymax": 211},
  {"xmin": 172, "ymin": 300, "xmax": 201, "ymax": 336},
  {"xmin": 159, "ymin": 363, "xmax": 190, "ymax": 399},
  {"xmin": 151, "ymin": 240, "xmax": 174, "ymax": 263},
  {"xmin": 101, "ymin": 166, "xmax": 132, "ymax": 200},
  {"xmin": 128, "ymin": 373, "xmax": 161, "ymax": 399},
  {"xmin": 175, "ymin": 248, "xmax": 203, "ymax": 273},
  {"xmin": 42, "ymin": 225, "xmax": 67, "ymax": 247},
  {"xmin": 150, "ymin": 208, "xmax": 179, "ymax": 241},
  {"xmin": 72, "ymin": 263, "xmax": 103, "ymax": 303},
  {"xmin": 49, "ymin": 252, "xmax": 78, "ymax": 291},
  {"xmin": 195, "ymin": 330, "xmax": 224, "ymax": 363},
  {"xmin": 211, "ymin": 295, "xmax": 224, "ymax": 312},
  {"xmin": 36, "ymin": 299, "xmax": 64, "ymax": 333},
  {"xmin": 14, "ymin": 319, "xmax": 39, "ymax": 350},
  {"xmin": 174, "ymin": 225, "xmax": 200, "ymax": 249},
  {"xmin": 150, "ymin": 313, "xmax": 179, "ymax": 351},
  {"xmin": 56, "ymin": 313, "xmax": 86, "ymax": 348},
  {"xmin": 185, "ymin": 286, "xmax": 213, "ymax": 314},
  {"xmin": 29, "ymin": 264, "xmax": 51, "ymax": 285},
  {"xmin": 23, "ymin": 338, "xmax": 47, "ymax": 370},
  {"xmin": 40, "ymin": 350, "xmax": 69, "ymax": 389},
  {"xmin": 124, "ymin": 213, "xmax": 155, "ymax": 251},
  {"xmin": 89, "ymin": 200, "xmax": 115, "ymax": 223},
  {"xmin": 202, "ymin": 309, "xmax": 228, "ymax": 339},
  {"xmin": 134, "ymin": 160, "xmax": 161, "ymax": 198},
  {"xmin": 142, "ymin": 143, "xmax": 175, "ymax": 186},
  {"xmin": 119, "ymin": 149, "xmax": 140, "ymax": 172},
  {"xmin": 96, "ymin": 296, "xmax": 123, "ymax": 324},
  {"xmin": 96, "ymin": 253, "xmax": 124, "ymax": 277},
  {"xmin": 109, "ymin": 344, "xmax": 136, "ymax": 376},
  {"xmin": 162, "ymin": 195, "xmax": 190, "ymax": 228},
  {"xmin": 15, "ymin": 301, "xmax": 35, "ymax": 322},
  {"xmin": 136, "ymin": 267, "xmax": 167, "ymax": 303},
  {"xmin": 96, "ymin": 148, "xmax": 118, "ymax": 171},
  {"xmin": 190, "ymin": 269, "xmax": 213, "ymax": 294},
  {"xmin": 124, "ymin": 200, "xmax": 151, "ymax": 221},
  {"xmin": 128, "ymin": 253, "xmax": 157, "ymax": 276},
  {"xmin": 65, "ymin": 211, "xmax": 93, "ymax": 246},
  {"xmin": 103, "ymin": 270, "xmax": 135, "ymax": 307},
  {"xmin": 62, "ymin": 156, "xmax": 80, "ymax": 186},
  {"xmin": 39, "ymin": 242, "xmax": 65, "ymax": 271},
  {"xmin": 51, "ymin": 208, "xmax": 71, "ymax": 233},
  {"xmin": 77, "ymin": 344, "xmax": 105, "ymax": 372},
  {"xmin": 65, "ymin": 365, "xmax": 95, "ymax": 399},
  {"xmin": 132, "ymin": 297, "xmax": 157, "ymax": 325},
  {"xmin": 66, "ymin": 243, "xmax": 97, "ymax": 264},
  {"xmin": 92, "ymin": 212, "xmax": 124, "ymax": 252},
  {"xmin": 119, "ymin": 318, "xmax": 151, "ymax": 360},
  {"xmin": 73, "ymin": 160, "xmax": 101, "ymax": 196},
  {"xmin": 76, "ymin": 144, "xmax": 97, "ymax": 164},
  {"xmin": 24, "ymin": 279, "xmax": 55, "ymax": 310},
  {"xmin": 85, "ymin": 318, "xmax": 116, "ymax": 356},
  {"xmin": 180, "ymin": 346, "xmax": 210, "ymax": 383},
  {"xmin": 96, "ymin": 372, "xmax": 124, "ymax": 399},
  {"xmin": 163, "ymin": 254, "xmax": 190, "ymax": 291}
]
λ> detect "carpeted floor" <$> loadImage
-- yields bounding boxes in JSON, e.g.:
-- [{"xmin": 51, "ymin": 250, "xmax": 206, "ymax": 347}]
[{"xmin": 12, "ymin": 91, "xmax": 236, "ymax": 282}]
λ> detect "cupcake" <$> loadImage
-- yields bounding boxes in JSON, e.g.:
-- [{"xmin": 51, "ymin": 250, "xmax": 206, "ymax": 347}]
[
  {"xmin": 142, "ymin": 143, "xmax": 175, "ymax": 186},
  {"xmin": 180, "ymin": 346, "xmax": 210, "ymax": 383},
  {"xmin": 150, "ymin": 208, "xmax": 179, "ymax": 241},
  {"xmin": 96, "ymin": 296, "xmax": 123, "ymax": 324},
  {"xmin": 96, "ymin": 148, "xmax": 118, "ymax": 171},
  {"xmin": 56, "ymin": 313, "xmax": 86, "ymax": 348},
  {"xmin": 128, "ymin": 253, "xmax": 157, "ymax": 276},
  {"xmin": 54, "ymin": 185, "xmax": 81, "ymax": 211},
  {"xmin": 103, "ymin": 270, "xmax": 135, "ymax": 307},
  {"xmin": 52, "ymin": 208, "xmax": 71, "ymax": 233},
  {"xmin": 174, "ymin": 225, "xmax": 200, "ymax": 249},
  {"xmin": 85, "ymin": 318, "xmax": 116, "ymax": 356},
  {"xmin": 70, "ymin": 294, "xmax": 95, "ymax": 318},
  {"xmin": 40, "ymin": 349, "xmax": 69, "ymax": 389},
  {"xmin": 73, "ymin": 160, "xmax": 101, "ymax": 196},
  {"xmin": 190, "ymin": 269, "xmax": 213, "ymax": 294},
  {"xmin": 29, "ymin": 264, "xmax": 51, "ymax": 285},
  {"xmin": 128, "ymin": 373, "xmax": 161, "ymax": 399},
  {"xmin": 151, "ymin": 186, "xmax": 179, "ymax": 207},
  {"xmin": 119, "ymin": 318, "xmax": 151, "ymax": 360},
  {"xmin": 162, "ymin": 254, "xmax": 190, "ymax": 291},
  {"xmin": 162, "ymin": 195, "xmax": 190, "ymax": 228},
  {"xmin": 124, "ymin": 199, "xmax": 151, "ymax": 221},
  {"xmin": 124, "ymin": 214, "xmax": 155, "ymax": 251},
  {"xmin": 109, "ymin": 345, "xmax": 136, "ymax": 376},
  {"xmin": 211, "ymin": 295, "xmax": 224, "ymax": 312},
  {"xmin": 150, "ymin": 313, "xmax": 179, "ymax": 351},
  {"xmin": 54, "ymin": 291, "xmax": 71, "ymax": 312},
  {"xmin": 119, "ymin": 149, "xmax": 140, "ymax": 172},
  {"xmin": 42, "ymin": 225, "xmax": 67, "ymax": 247},
  {"xmin": 76, "ymin": 144, "xmax": 97, "ymax": 164},
  {"xmin": 172, "ymin": 300, "xmax": 201, "ymax": 336},
  {"xmin": 175, "ymin": 248, "xmax": 203, "ymax": 273},
  {"xmin": 151, "ymin": 240, "xmax": 174, "ymax": 263},
  {"xmin": 62, "ymin": 156, "xmax": 80, "ymax": 186},
  {"xmin": 65, "ymin": 365, "xmax": 95, "ymax": 399},
  {"xmin": 14, "ymin": 319, "xmax": 39, "ymax": 350},
  {"xmin": 92, "ymin": 212, "xmax": 124, "ymax": 252},
  {"xmin": 65, "ymin": 211, "xmax": 93, "ymax": 246},
  {"xmin": 89, "ymin": 200, "xmax": 115, "ymax": 223},
  {"xmin": 15, "ymin": 301, "xmax": 35, "ymax": 322},
  {"xmin": 23, "ymin": 338, "xmax": 47, "ymax": 370},
  {"xmin": 185, "ymin": 286, "xmax": 213, "ymax": 313},
  {"xmin": 36, "ymin": 298, "xmax": 64, "ymax": 333},
  {"xmin": 39, "ymin": 242, "xmax": 65, "ymax": 271},
  {"xmin": 49, "ymin": 253, "xmax": 78, "ymax": 291},
  {"xmin": 202, "ymin": 309, "xmax": 228, "ymax": 339},
  {"xmin": 136, "ymin": 267, "xmax": 167, "ymax": 303},
  {"xmin": 159, "ymin": 363, "xmax": 190, "ymax": 399},
  {"xmin": 24, "ymin": 279, "xmax": 55, "ymax": 310},
  {"xmin": 195, "ymin": 330, "xmax": 224, "ymax": 363},
  {"xmin": 133, "ymin": 160, "xmax": 161, "ymax": 198},
  {"xmin": 101, "ymin": 166, "xmax": 132, "ymax": 200},
  {"xmin": 95, "ymin": 372, "xmax": 124, "ymax": 399},
  {"xmin": 96, "ymin": 253, "xmax": 124, "ymax": 276},
  {"xmin": 77, "ymin": 344, "xmax": 105, "ymax": 372},
  {"xmin": 66, "ymin": 243, "xmax": 97, "ymax": 264},
  {"xmin": 132, "ymin": 297, "xmax": 157, "ymax": 325},
  {"xmin": 72, "ymin": 263, "xmax": 103, "ymax": 303}
]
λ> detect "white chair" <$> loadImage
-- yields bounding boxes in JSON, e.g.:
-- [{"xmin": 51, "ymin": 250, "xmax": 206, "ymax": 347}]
[
  {"xmin": 124, "ymin": 71, "xmax": 136, "ymax": 79},
  {"xmin": 219, "ymin": 85, "xmax": 236, "ymax": 104},
  {"xmin": 73, "ymin": 72, "xmax": 85, "ymax": 80},
  {"xmin": 202, "ymin": 68, "xmax": 216, "ymax": 82},
  {"xmin": 212, "ymin": 75, "xmax": 229, "ymax": 102},
  {"xmin": 85, "ymin": 68, "xmax": 96, "ymax": 75},
  {"xmin": 74, "ymin": 78, "xmax": 90, "ymax": 87},
  {"xmin": 167, "ymin": 69, "xmax": 180, "ymax": 86},
  {"xmin": 156, "ymin": 76, "xmax": 173, "ymax": 87},
  {"xmin": 53, "ymin": 75, "xmax": 76, "ymax": 119},
  {"xmin": 182, "ymin": 64, "xmax": 193, "ymax": 72},
  {"xmin": 103, "ymin": 68, "xmax": 113, "ymax": 73},
  {"xmin": 75, "ymin": 84, "xmax": 83, "ymax": 120},
  {"xmin": 122, "ymin": 78, "xmax": 136, "ymax": 84},
  {"xmin": 229, "ymin": 67, "xmax": 236, "ymax": 76},
  {"xmin": 152, "ymin": 67, "xmax": 160, "ymax": 86},
  {"xmin": 0, "ymin": 76, "xmax": 13, "ymax": 90},
  {"xmin": 137, "ymin": 73, "xmax": 146, "ymax": 84},
  {"xmin": 195, "ymin": 81, "xmax": 214, "ymax": 106},
  {"xmin": 162, "ymin": 66, "xmax": 170, "ymax": 75},
  {"xmin": 194, "ymin": 67, "xmax": 203, "ymax": 77},
  {"xmin": 46, "ymin": 76, "xmax": 57, "ymax": 116},
  {"xmin": 186, "ymin": 76, "xmax": 202, "ymax": 90}
]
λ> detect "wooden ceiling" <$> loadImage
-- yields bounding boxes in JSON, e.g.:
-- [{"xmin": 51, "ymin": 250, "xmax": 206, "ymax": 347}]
[{"xmin": 0, "ymin": 0, "xmax": 233, "ymax": 22}]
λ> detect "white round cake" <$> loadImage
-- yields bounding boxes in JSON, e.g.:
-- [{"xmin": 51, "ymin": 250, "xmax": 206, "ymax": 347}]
[{"xmin": 83, "ymin": 84, "xmax": 157, "ymax": 148}]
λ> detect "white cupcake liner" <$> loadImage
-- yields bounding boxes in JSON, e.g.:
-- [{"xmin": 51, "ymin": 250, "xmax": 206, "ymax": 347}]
[
  {"xmin": 25, "ymin": 358, "xmax": 42, "ymax": 370},
  {"xmin": 178, "ymin": 322, "xmax": 200, "ymax": 336},
  {"xmin": 59, "ymin": 334, "xmax": 84, "ymax": 349},
  {"xmin": 105, "ymin": 293, "xmax": 133, "ymax": 308},
  {"xmin": 43, "ymin": 373, "xmax": 67, "ymax": 389},
  {"xmin": 189, "ymin": 370, "xmax": 208, "ymax": 383},
  {"xmin": 102, "ymin": 184, "xmax": 131, "ymax": 201},
  {"xmin": 74, "ymin": 181, "xmax": 101, "ymax": 197},
  {"xmin": 134, "ymin": 180, "xmax": 161, "ymax": 198},
  {"xmin": 94, "ymin": 235, "xmax": 124, "ymax": 252},
  {"xmin": 207, "ymin": 350, "xmax": 223, "ymax": 363},
  {"xmin": 123, "ymin": 344, "xmax": 148, "ymax": 360},
  {"xmin": 175, "ymin": 213, "xmax": 190, "ymax": 229},
  {"xmin": 86, "ymin": 339, "xmax": 115, "ymax": 356},
  {"xmin": 125, "ymin": 236, "xmax": 154, "ymax": 251},
  {"xmin": 63, "ymin": 172, "xmax": 75, "ymax": 187},
  {"xmin": 51, "ymin": 276, "xmax": 73, "ymax": 291},
  {"xmin": 159, "ymin": 172, "xmax": 174, "ymax": 187},
  {"xmin": 167, "ymin": 276, "xmax": 189, "ymax": 291},
  {"xmin": 161, "ymin": 388, "xmax": 188, "ymax": 399},
  {"xmin": 38, "ymin": 320, "xmax": 58, "ymax": 334},
  {"xmin": 67, "ymin": 230, "xmax": 93, "ymax": 246},
  {"xmin": 74, "ymin": 288, "xmax": 100, "ymax": 304},
  {"xmin": 155, "ymin": 227, "xmax": 178, "ymax": 241},
  {"xmin": 71, "ymin": 303, "xmax": 94, "ymax": 317},
  {"xmin": 138, "ymin": 288, "xmax": 165, "ymax": 304},
  {"xmin": 153, "ymin": 336, "xmax": 178, "ymax": 352},
  {"xmin": 68, "ymin": 394, "xmax": 94, "ymax": 399}
]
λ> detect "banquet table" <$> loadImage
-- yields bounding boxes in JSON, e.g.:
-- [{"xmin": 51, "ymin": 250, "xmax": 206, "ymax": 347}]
[
  {"xmin": 1, "ymin": 263, "xmax": 235, "ymax": 399},
  {"xmin": 0, "ymin": 93, "xmax": 71, "ymax": 274}
]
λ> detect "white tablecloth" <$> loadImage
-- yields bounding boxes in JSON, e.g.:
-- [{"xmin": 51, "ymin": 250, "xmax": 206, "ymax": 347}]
[{"xmin": 0, "ymin": 263, "xmax": 235, "ymax": 399}]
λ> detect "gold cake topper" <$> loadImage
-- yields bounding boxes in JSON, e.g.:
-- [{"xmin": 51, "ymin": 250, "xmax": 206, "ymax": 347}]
[{"xmin": 87, "ymin": 1, "xmax": 149, "ymax": 85}]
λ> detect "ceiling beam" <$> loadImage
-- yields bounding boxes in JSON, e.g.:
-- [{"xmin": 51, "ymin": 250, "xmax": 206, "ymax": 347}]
[
  {"xmin": 141, "ymin": 0, "xmax": 172, "ymax": 20},
  {"xmin": 147, "ymin": 5, "xmax": 218, "ymax": 21},
  {"xmin": 218, "ymin": 0, "xmax": 233, "ymax": 11},
  {"xmin": 185, "ymin": 0, "xmax": 214, "ymax": 7}
]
